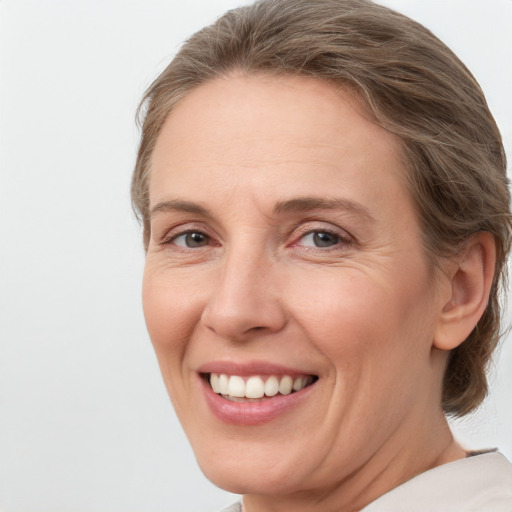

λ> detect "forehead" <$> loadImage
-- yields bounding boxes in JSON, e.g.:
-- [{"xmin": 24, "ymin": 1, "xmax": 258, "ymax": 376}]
[{"xmin": 149, "ymin": 74, "xmax": 408, "ymax": 210}]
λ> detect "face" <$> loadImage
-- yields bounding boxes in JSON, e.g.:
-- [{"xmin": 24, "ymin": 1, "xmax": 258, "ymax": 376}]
[{"xmin": 143, "ymin": 75, "xmax": 448, "ymax": 497}]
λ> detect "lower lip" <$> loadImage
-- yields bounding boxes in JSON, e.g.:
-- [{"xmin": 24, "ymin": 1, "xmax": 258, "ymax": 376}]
[{"xmin": 200, "ymin": 377, "xmax": 316, "ymax": 426}]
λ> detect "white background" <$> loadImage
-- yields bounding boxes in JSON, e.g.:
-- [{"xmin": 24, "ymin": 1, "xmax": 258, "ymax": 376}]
[{"xmin": 0, "ymin": 1, "xmax": 511, "ymax": 511}]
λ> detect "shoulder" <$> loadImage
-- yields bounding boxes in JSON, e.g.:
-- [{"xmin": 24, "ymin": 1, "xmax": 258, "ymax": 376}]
[{"xmin": 362, "ymin": 451, "xmax": 512, "ymax": 511}]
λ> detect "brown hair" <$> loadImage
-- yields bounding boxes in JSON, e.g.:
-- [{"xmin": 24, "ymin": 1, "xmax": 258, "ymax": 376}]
[{"xmin": 132, "ymin": 0, "xmax": 511, "ymax": 416}]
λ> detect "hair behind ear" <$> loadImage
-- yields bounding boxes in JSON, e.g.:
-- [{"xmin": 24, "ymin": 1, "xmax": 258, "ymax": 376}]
[{"xmin": 434, "ymin": 232, "xmax": 499, "ymax": 415}]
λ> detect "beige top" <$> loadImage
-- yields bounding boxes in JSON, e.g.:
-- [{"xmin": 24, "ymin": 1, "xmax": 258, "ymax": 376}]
[
  {"xmin": 221, "ymin": 452, "xmax": 512, "ymax": 512},
  {"xmin": 362, "ymin": 451, "xmax": 512, "ymax": 511}
]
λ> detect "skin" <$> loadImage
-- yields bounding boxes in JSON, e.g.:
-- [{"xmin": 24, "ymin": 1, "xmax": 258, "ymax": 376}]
[{"xmin": 143, "ymin": 74, "xmax": 471, "ymax": 512}]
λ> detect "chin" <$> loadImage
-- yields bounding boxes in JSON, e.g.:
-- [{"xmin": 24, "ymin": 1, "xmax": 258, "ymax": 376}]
[
  {"xmin": 202, "ymin": 468, "xmax": 298, "ymax": 497},
  {"xmin": 195, "ymin": 447, "xmax": 311, "ymax": 496}
]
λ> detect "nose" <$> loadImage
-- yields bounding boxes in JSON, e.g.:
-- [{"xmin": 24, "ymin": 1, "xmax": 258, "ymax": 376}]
[{"xmin": 200, "ymin": 245, "xmax": 287, "ymax": 341}]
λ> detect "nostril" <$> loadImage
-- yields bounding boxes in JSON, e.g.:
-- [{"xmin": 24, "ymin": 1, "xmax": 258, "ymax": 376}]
[{"xmin": 200, "ymin": 286, "xmax": 288, "ymax": 340}]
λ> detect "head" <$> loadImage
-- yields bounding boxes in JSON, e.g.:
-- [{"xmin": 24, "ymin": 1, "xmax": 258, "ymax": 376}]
[{"xmin": 133, "ymin": 0, "xmax": 511, "ymax": 418}]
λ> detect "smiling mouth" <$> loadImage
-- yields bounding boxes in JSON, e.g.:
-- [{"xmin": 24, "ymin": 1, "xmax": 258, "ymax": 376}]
[{"xmin": 205, "ymin": 373, "xmax": 318, "ymax": 402}]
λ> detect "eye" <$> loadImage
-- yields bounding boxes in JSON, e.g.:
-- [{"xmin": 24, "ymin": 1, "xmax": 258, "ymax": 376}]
[
  {"xmin": 299, "ymin": 230, "xmax": 341, "ymax": 248},
  {"xmin": 172, "ymin": 231, "xmax": 210, "ymax": 248}
]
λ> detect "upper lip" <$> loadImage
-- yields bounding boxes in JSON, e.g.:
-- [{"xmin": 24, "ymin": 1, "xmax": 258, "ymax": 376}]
[{"xmin": 197, "ymin": 360, "xmax": 316, "ymax": 377}]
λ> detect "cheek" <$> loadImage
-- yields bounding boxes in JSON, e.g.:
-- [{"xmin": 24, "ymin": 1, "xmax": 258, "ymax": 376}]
[
  {"xmin": 142, "ymin": 267, "xmax": 206, "ymax": 420},
  {"xmin": 142, "ymin": 266, "xmax": 201, "ymax": 357},
  {"xmin": 287, "ymin": 270, "xmax": 438, "ymax": 446},
  {"xmin": 288, "ymin": 267, "xmax": 434, "ymax": 371}
]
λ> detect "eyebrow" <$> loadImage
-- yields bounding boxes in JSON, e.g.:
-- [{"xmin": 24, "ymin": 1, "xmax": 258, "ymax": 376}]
[
  {"xmin": 150, "ymin": 196, "xmax": 374, "ymax": 222},
  {"xmin": 273, "ymin": 196, "xmax": 374, "ymax": 221},
  {"xmin": 150, "ymin": 199, "xmax": 211, "ymax": 218}
]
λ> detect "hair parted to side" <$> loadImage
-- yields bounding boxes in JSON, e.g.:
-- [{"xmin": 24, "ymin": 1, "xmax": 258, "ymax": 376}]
[{"xmin": 132, "ymin": 0, "xmax": 511, "ymax": 416}]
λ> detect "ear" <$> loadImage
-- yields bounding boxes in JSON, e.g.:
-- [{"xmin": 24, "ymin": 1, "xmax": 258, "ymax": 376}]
[{"xmin": 434, "ymin": 232, "xmax": 496, "ymax": 351}]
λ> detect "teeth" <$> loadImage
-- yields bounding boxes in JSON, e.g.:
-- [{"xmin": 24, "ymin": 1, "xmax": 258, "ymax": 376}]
[
  {"xmin": 264, "ymin": 376, "xmax": 279, "ymax": 397},
  {"xmin": 246, "ymin": 376, "xmax": 265, "ymax": 399},
  {"xmin": 218, "ymin": 374, "xmax": 229, "ymax": 395},
  {"xmin": 228, "ymin": 376, "xmax": 245, "ymax": 397},
  {"xmin": 292, "ymin": 377, "xmax": 304, "ymax": 391},
  {"xmin": 278, "ymin": 375, "xmax": 293, "ymax": 395},
  {"xmin": 209, "ymin": 373, "xmax": 314, "ymax": 400},
  {"xmin": 210, "ymin": 373, "xmax": 220, "ymax": 393}
]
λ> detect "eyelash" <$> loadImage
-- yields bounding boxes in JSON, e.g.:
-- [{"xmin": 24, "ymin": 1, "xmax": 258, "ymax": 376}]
[
  {"xmin": 291, "ymin": 226, "xmax": 352, "ymax": 250},
  {"xmin": 161, "ymin": 224, "xmax": 215, "ymax": 248},
  {"xmin": 160, "ymin": 223, "xmax": 353, "ymax": 251},
  {"xmin": 164, "ymin": 230, "xmax": 213, "ymax": 248}
]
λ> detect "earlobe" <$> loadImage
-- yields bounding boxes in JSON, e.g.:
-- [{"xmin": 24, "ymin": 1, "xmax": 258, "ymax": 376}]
[{"xmin": 434, "ymin": 232, "xmax": 496, "ymax": 351}]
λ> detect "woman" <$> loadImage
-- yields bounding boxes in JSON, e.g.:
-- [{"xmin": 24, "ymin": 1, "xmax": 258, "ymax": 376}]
[{"xmin": 132, "ymin": 0, "xmax": 512, "ymax": 510}]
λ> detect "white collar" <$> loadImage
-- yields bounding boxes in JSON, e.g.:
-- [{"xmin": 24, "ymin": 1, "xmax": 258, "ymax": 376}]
[{"xmin": 362, "ymin": 451, "xmax": 512, "ymax": 511}]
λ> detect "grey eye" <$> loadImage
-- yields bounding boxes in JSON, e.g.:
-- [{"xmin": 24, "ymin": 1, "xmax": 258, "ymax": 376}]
[
  {"xmin": 174, "ymin": 232, "xmax": 210, "ymax": 248},
  {"xmin": 301, "ymin": 231, "xmax": 340, "ymax": 248}
]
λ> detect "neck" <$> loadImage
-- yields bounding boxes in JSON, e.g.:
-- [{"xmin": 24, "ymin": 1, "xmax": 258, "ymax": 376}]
[{"xmin": 242, "ymin": 413, "xmax": 465, "ymax": 512}]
